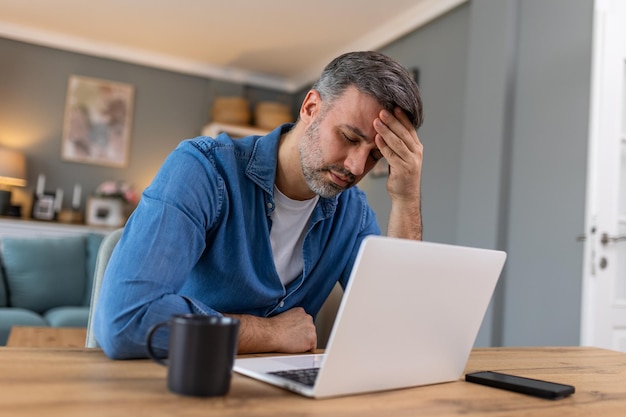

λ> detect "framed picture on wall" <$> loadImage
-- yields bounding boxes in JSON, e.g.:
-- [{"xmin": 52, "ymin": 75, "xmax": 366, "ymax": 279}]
[{"xmin": 61, "ymin": 75, "xmax": 134, "ymax": 168}]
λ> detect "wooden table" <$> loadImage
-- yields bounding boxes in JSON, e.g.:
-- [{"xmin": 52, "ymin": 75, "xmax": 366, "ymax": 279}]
[
  {"xmin": 6, "ymin": 326, "xmax": 87, "ymax": 348},
  {"xmin": 0, "ymin": 347, "xmax": 625, "ymax": 416}
]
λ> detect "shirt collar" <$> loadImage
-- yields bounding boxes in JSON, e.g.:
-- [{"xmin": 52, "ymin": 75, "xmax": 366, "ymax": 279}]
[
  {"xmin": 246, "ymin": 122, "xmax": 340, "ymax": 214},
  {"xmin": 245, "ymin": 123, "xmax": 290, "ymax": 195}
]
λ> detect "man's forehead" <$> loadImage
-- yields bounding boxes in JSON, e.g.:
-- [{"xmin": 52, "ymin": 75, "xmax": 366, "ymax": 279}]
[{"xmin": 323, "ymin": 88, "xmax": 382, "ymax": 133}]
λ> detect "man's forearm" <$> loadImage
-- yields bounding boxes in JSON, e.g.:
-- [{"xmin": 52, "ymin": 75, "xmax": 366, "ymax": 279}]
[
  {"xmin": 226, "ymin": 307, "xmax": 317, "ymax": 354},
  {"xmin": 387, "ymin": 199, "xmax": 422, "ymax": 241},
  {"xmin": 227, "ymin": 314, "xmax": 277, "ymax": 353}
]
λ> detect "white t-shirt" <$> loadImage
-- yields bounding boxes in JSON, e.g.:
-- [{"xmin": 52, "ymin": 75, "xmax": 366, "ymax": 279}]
[{"xmin": 270, "ymin": 186, "xmax": 319, "ymax": 286}]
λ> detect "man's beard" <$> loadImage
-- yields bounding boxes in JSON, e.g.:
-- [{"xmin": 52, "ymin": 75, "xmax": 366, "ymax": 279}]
[{"xmin": 299, "ymin": 117, "xmax": 356, "ymax": 199}]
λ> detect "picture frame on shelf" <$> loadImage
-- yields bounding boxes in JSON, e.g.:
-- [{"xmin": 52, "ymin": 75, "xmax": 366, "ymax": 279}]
[
  {"xmin": 31, "ymin": 192, "xmax": 56, "ymax": 221},
  {"xmin": 61, "ymin": 75, "xmax": 134, "ymax": 168},
  {"xmin": 86, "ymin": 197, "xmax": 125, "ymax": 227}
]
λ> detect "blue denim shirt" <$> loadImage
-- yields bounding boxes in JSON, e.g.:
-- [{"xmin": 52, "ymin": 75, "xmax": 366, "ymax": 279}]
[{"xmin": 93, "ymin": 124, "xmax": 381, "ymax": 359}]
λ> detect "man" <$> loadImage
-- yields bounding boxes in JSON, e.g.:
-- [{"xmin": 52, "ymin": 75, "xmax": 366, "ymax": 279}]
[{"xmin": 94, "ymin": 51, "xmax": 424, "ymax": 359}]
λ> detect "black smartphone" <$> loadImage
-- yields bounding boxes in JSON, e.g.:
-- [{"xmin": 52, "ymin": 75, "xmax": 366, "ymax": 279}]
[{"xmin": 465, "ymin": 371, "xmax": 575, "ymax": 399}]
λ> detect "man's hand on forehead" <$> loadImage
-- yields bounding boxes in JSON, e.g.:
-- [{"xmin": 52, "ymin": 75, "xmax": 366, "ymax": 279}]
[{"xmin": 372, "ymin": 107, "xmax": 423, "ymax": 201}]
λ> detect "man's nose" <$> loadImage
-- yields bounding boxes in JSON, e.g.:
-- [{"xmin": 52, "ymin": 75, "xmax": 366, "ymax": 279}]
[{"xmin": 344, "ymin": 148, "xmax": 369, "ymax": 177}]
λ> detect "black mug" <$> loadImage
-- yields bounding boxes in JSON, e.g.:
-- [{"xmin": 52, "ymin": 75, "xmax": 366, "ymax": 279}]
[{"xmin": 146, "ymin": 314, "xmax": 240, "ymax": 397}]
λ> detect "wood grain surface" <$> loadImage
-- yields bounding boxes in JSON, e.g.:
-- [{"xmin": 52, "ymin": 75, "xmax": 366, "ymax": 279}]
[{"xmin": 0, "ymin": 346, "xmax": 624, "ymax": 416}]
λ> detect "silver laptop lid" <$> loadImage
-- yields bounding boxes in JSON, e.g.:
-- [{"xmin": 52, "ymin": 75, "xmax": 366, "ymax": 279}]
[{"xmin": 312, "ymin": 236, "xmax": 506, "ymax": 398}]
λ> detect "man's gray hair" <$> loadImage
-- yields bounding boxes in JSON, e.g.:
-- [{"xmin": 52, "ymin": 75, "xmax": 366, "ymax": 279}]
[{"xmin": 311, "ymin": 51, "xmax": 423, "ymax": 129}]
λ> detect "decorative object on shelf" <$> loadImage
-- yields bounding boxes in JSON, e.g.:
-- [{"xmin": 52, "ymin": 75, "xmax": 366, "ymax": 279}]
[
  {"xmin": 35, "ymin": 173, "xmax": 45, "ymax": 197},
  {"xmin": 72, "ymin": 184, "xmax": 82, "ymax": 210},
  {"xmin": 61, "ymin": 75, "xmax": 134, "ymax": 168},
  {"xmin": 57, "ymin": 209, "xmax": 84, "ymax": 224},
  {"xmin": 86, "ymin": 197, "xmax": 126, "ymax": 227},
  {"xmin": 211, "ymin": 97, "xmax": 250, "ymax": 126},
  {"xmin": 254, "ymin": 101, "xmax": 292, "ymax": 130},
  {"xmin": 57, "ymin": 183, "xmax": 84, "ymax": 224},
  {"xmin": 31, "ymin": 174, "xmax": 56, "ymax": 221},
  {"xmin": 32, "ymin": 192, "xmax": 56, "ymax": 221},
  {"xmin": 0, "ymin": 147, "xmax": 27, "ymax": 216},
  {"xmin": 54, "ymin": 188, "xmax": 64, "ymax": 214},
  {"xmin": 86, "ymin": 180, "xmax": 139, "ymax": 227},
  {"xmin": 93, "ymin": 180, "xmax": 139, "ymax": 205}
]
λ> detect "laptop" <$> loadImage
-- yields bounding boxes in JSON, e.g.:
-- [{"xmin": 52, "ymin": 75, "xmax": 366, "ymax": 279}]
[{"xmin": 234, "ymin": 235, "xmax": 507, "ymax": 398}]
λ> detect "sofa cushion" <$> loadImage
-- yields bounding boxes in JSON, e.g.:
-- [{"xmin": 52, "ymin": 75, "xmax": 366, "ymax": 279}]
[
  {"xmin": 0, "ymin": 263, "xmax": 7, "ymax": 307},
  {"xmin": 0, "ymin": 308, "xmax": 49, "ymax": 345},
  {"xmin": 45, "ymin": 306, "xmax": 90, "ymax": 328},
  {"xmin": 2, "ymin": 236, "xmax": 87, "ymax": 313}
]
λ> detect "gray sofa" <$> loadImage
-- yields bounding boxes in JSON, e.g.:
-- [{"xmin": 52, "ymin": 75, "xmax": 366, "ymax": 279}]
[{"xmin": 0, "ymin": 233, "xmax": 104, "ymax": 345}]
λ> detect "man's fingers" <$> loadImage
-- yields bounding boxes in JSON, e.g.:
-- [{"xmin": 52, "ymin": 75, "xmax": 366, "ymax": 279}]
[{"xmin": 378, "ymin": 108, "xmax": 420, "ymax": 153}]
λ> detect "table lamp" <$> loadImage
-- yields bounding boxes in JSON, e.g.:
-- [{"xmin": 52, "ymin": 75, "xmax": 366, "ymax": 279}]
[{"xmin": 0, "ymin": 147, "xmax": 27, "ymax": 216}]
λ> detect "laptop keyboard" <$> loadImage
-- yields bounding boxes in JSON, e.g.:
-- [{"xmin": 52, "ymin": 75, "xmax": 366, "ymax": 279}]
[{"xmin": 269, "ymin": 367, "xmax": 320, "ymax": 387}]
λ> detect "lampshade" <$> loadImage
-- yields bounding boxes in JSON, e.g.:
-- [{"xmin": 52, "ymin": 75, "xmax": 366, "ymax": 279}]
[{"xmin": 0, "ymin": 148, "xmax": 27, "ymax": 187}]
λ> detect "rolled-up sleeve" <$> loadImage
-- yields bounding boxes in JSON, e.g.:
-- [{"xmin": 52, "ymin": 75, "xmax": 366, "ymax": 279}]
[{"xmin": 94, "ymin": 142, "xmax": 222, "ymax": 359}]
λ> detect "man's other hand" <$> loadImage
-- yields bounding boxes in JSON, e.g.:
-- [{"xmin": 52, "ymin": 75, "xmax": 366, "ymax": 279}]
[{"xmin": 227, "ymin": 307, "xmax": 317, "ymax": 354}]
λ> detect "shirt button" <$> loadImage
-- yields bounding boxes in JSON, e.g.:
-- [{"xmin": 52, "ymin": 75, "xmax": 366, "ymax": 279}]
[
  {"xmin": 267, "ymin": 202, "xmax": 273, "ymax": 209},
  {"xmin": 279, "ymin": 301, "xmax": 285, "ymax": 308}
]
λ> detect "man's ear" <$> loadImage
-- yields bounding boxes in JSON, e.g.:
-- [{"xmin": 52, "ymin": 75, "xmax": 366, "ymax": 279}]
[{"xmin": 299, "ymin": 90, "xmax": 322, "ymax": 124}]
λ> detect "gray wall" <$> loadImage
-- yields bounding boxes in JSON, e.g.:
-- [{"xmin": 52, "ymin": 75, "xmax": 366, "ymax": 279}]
[
  {"xmin": 501, "ymin": 0, "xmax": 591, "ymax": 346},
  {"xmin": 0, "ymin": 38, "xmax": 289, "ymax": 212},
  {"xmin": 454, "ymin": 0, "xmax": 520, "ymax": 346},
  {"xmin": 360, "ymin": 0, "xmax": 592, "ymax": 347},
  {"xmin": 0, "ymin": 0, "xmax": 594, "ymax": 347}
]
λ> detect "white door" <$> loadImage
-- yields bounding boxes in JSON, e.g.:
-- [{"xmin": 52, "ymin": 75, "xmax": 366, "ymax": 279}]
[{"xmin": 580, "ymin": 0, "xmax": 626, "ymax": 351}]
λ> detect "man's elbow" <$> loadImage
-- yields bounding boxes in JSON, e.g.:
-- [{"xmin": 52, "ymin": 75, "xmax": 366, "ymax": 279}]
[{"xmin": 95, "ymin": 322, "xmax": 147, "ymax": 360}]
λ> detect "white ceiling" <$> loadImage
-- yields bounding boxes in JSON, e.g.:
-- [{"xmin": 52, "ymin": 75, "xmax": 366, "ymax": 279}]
[{"xmin": 0, "ymin": 0, "xmax": 465, "ymax": 92}]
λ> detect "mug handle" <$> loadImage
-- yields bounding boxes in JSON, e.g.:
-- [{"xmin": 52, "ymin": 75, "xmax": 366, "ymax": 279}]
[{"xmin": 146, "ymin": 321, "xmax": 169, "ymax": 366}]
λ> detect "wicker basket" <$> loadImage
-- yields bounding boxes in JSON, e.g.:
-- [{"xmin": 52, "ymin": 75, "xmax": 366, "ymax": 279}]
[
  {"xmin": 211, "ymin": 97, "xmax": 251, "ymax": 125},
  {"xmin": 254, "ymin": 101, "xmax": 292, "ymax": 129}
]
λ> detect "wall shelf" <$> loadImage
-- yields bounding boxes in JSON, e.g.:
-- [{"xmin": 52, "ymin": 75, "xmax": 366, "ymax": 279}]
[
  {"xmin": 202, "ymin": 123, "xmax": 269, "ymax": 138},
  {"xmin": 0, "ymin": 217, "xmax": 115, "ymax": 240}
]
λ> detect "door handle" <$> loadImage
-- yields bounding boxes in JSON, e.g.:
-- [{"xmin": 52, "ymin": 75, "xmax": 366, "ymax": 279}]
[{"xmin": 601, "ymin": 233, "xmax": 626, "ymax": 245}]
